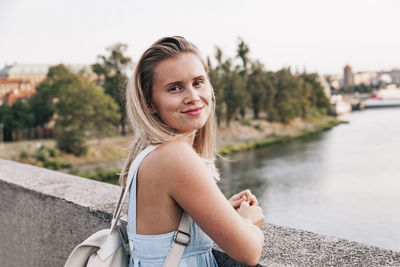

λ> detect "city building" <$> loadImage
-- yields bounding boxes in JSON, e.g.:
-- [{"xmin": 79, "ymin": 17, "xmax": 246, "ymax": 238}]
[
  {"xmin": 0, "ymin": 65, "xmax": 49, "ymax": 87},
  {"xmin": 2, "ymin": 86, "xmax": 37, "ymax": 106},
  {"xmin": 353, "ymin": 71, "xmax": 378, "ymax": 86},
  {"xmin": 0, "ymin": 78, "xmax": 36, "ymax": 106},
  {"xmin": 378, "ymin": 69, "xmax": 400, "ymax": 85},
  {"xmin": 389, "ymin": 69, "xmax": 400, "ymax": 84},
  {"xmin": 343, "ymin": 65, "xmax": 353, "ymax": 86},
  {"xmin": 326, "ymin": 74, "xmax": 343, "ymax": 90},
  {"xmin": 0, "ymin": 78, "xmax": 34, "ymax": 100},
  {"xmin": 0, "ymin": 64, "xmax": 95, "ymax": 105}
]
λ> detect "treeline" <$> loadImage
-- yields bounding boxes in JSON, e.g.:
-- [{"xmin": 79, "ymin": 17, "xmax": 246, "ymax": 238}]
[
  {"xmin": 207, "ymin": 38, "xmax": 330, "ymax": 126},
  {"xmin": 0, "ymin": 44, "xmax": 131, "ymax": 154},
  {"xmin": 336, "ymin": 83, "xmax": 379, "ymax": 95},
  {"xmin": 0, "ymin": 39, "xmax": 330, "ymax": 155},
  {"xmin": 0, "ymin": 64, "xmax": 121, "ymax": 155}
]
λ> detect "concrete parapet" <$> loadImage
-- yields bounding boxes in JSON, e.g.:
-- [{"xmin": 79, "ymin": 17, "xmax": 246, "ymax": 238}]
[{"xmin": 1, "ymin": 159, "xmax": 399, "ymax": 267}]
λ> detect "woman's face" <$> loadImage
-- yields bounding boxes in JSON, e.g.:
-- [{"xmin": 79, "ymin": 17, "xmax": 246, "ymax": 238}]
[{"xmin": 151, "ymin": 53, "xmax": 212, "ymax": 134}]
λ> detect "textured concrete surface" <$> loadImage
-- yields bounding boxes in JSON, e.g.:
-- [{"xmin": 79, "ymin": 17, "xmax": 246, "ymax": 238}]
[
  {"xmin": 1, "ymin": 159, "xmax": 400, "ymax": 267},
  {"xmin": 258, "ymin": 223, "xmax": 400, "ymax": 267},
  {"xmin": 0, "ymin": 159, "xmax": 124, "ymax": 267}
]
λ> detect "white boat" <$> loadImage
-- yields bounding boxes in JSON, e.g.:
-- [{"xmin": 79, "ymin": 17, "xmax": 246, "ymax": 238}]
[
  {"xmin": 365, "ymin": 85, "xmax": 400, "ymax": 108},
  {"xmin": 364, "ymin": 98, "xmax": 400, "ymax": 108}
]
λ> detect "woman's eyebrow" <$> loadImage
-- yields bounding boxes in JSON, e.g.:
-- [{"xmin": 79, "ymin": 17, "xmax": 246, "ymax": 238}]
[
  {"xmin": 193, "ymin": 75, "xmax": 206, "ymax": 80},
  {"xmin": 163, "ymin": 75, "xmax": 205, "ymax": 88},
  {"xmin": 163, "ymin": 81, "xmax": 184, "ymax": 88}
]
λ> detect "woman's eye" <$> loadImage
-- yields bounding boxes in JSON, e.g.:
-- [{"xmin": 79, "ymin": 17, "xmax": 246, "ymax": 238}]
[
  {"xmin": 193, "ymin": 80, "xmax": 205, "ymax": 87},
  {"xmin": 168, "ymin": 86, "xmax": 181, "ymax": 92}
]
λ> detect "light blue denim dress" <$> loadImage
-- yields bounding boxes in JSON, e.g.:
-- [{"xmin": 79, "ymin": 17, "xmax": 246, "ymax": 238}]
[{"xmin": 127, "ymin": 146, "xmax": 218, "ymax": 267}]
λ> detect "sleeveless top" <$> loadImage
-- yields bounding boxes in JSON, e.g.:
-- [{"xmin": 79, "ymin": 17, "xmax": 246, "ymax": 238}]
[{"xmin": 127, "ymin": 145, "xmax": 219, "ymax": 267}]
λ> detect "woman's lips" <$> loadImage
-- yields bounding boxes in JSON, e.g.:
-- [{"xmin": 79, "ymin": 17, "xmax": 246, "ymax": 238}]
[{"xmin": 182, "ymin": 106, "xmax": 204, "ymax": 116}]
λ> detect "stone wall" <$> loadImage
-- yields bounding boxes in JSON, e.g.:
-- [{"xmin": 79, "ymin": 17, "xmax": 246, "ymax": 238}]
[{"xmin": 1, "ymin": 159, "xmax": 399, "ymax": 267}]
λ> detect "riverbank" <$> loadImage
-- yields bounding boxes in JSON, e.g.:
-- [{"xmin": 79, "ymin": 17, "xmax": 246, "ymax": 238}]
[
  {"xmin": 0, "ymin": 116, "xmax": 345, "ymax": 176},
  {"xmin": 217, "ymin": 116, "xmax": 346, "ymax": 155}
]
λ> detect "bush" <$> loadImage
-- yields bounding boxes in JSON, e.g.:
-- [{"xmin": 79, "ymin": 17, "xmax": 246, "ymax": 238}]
[
  {"xmin": 19, "ymin": 150, "xmax": 30, "ymax": 160},
  {"xmin": 29, "ymin": 146, "xmax": 68, "ymax": 170},
  {"xmin": 240, "ymin": 118, "xmax": 252, "ymax": 126},
  {"xmin": 48, "ymin": 147, "xmax": 60, "ymax": 158},
  {"xmin": 304, "ymin": 107, "xmax": 323, "ymax": 122},
  {"xmin": 35, "ymin": 146, "xmax": 50, "ymax": 162},
  {"xmin": 43, "ymin": 159, "xmax": 63, "ymax": 170},
  {"xmin": 57, "ymin": 129, "xmax": 87, "ymax": 156},
  {"xmin": 77, "ymin": 167, "xmax": 121, "ymax": 184},
  {"xmin": 253, "ymin": 123, "xmax": 265, "ymax": 131}
]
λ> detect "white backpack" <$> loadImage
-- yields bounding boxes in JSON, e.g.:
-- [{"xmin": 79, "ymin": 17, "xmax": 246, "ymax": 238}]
[{"xmin": 64, "ymin": 145, "xmax": 192, "ymax": 267}]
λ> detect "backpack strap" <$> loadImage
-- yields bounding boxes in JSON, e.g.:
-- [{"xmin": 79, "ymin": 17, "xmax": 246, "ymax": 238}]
[
  {"xmin": 110, "ymin": 144, "xmax": 193, "ymax": 266},
  {"xmin": 163, "ymin": 211, "xmax": 193, "ymax": 267},
  {"xmin": 111, "ymin": 145, "xmax": 159, "ymax": 232}
]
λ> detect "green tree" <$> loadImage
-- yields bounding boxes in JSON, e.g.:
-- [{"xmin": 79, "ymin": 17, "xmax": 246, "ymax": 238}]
[
  {"xmin": 300, "ymin": 73, "xmax": 330, "ymax": 114},
  {"xmin": 92, "ymin": 43, "xmax": 132, "ymax": 135},
  {"xmin": 55, "ymin": 76, "xmax": 120, "ymax": 139},
  {"xmin": 0, "ymin": 101, "xmax": 34, "ymax": 141},
  {"xmin": 271, "ymin": 68, "xmax": 302, "ymax": 122},
  {"xmin": 29, "ymin": 64, "xmax": 78, "ymax": 127},
  {"xmin": 11, "ymin": 101, "xmax": 34, "ymax": 129},
  {"xmin": 236, "ymin": 38, "xmax": 251, "ymax": 118},
  {"xmin": 209, "ymin": 46, "xmax": 247, "ymax": 126},
  {"xmin": 248, "ymin": 60, "xmax": 267, "ymax": 119},
  {"xmin": 0, "ymin": 104, "xmax": 13, "ymax": 141},
  {"xmin": 223, "ymin": 61, "xmax": 246, "ymax": 126},
  {"xmin": 31, "ymin": 65, "xmax": 120, "ymax": 155},
  {"xmin": 263, "ymin": 71, "xmax": 276, "ymax": 121},
  {"xmin": 237, "ymin": 37, "xmax": 250, "ymax": 74},
  {"xmin": 207, "ymin": 47, "xmax": 226, "ymax": 126}
]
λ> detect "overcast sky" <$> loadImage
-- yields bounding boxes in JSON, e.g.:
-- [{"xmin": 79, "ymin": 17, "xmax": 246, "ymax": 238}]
[{"xmin": 1, "ymin": 0, "xmax": 399, "ymax": 75}]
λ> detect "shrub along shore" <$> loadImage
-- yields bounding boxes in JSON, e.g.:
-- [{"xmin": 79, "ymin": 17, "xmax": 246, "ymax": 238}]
[
  {"xmin": 217, "ymin": 117, "xmax": 346, "ymax": 155},
  {"xmin": 75, "ymin": 116, "xmax": 346, "ymax": 183},
  {"xmin": 4, "ymin": 116, "xmax": 346, "ymax": 184}
]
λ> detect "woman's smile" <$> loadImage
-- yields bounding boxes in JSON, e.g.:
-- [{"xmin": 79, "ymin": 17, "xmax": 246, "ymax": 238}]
[{"xmin": 182, "ymin": 106, "xmax": 204, "ymax": 116}]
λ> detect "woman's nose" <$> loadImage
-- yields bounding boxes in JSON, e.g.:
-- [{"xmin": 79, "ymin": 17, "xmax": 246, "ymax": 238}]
[{"xmin": 183, "ymin": 86, "xmax": 200, "ymax": 104}]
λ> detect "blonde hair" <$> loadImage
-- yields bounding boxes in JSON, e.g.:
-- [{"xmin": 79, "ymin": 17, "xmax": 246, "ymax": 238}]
[{"xmin": 119, "ymin": 36, "xmax": 219, "ymax": 187}]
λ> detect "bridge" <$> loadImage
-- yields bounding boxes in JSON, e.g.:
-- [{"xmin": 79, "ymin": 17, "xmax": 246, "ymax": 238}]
[{"xmin": 1, "ymin": 159, "xmax": 399, "ymax": 266}]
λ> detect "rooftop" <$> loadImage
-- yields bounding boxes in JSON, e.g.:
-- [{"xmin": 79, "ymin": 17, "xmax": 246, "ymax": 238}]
[
  {"xmin": 0, "ymin": 64, "xmax": 93, "ymax": 76},
  {"xmin": 0, "ymin": 78, "xmax": 21, "ymax": 83}
]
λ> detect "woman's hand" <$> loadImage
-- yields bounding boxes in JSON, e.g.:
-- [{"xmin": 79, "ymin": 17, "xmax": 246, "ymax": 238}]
[
  {"xmin": 237, "ymin": 201, "xmax": 264, "ymax": 229},
  {"xmin": 229, "ymin": 189, "xmax": 258, "ymax": 210}
]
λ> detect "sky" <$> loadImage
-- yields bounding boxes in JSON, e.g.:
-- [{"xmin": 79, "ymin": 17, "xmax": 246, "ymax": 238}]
[{"xmin": 1, "ymin": 0, "xmax": 399, "ymax": 75}]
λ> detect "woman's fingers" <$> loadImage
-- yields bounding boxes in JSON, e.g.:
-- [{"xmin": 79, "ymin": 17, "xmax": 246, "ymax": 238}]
[
  {"xmin": 231, "ymin": 189, "xmax": 251, "ymax": 201},
  {"xmin": 248, "ymin": 194, "xmax": 258, "ymax": 206},
  {"xmin": 239, "ymin": 190, "xmax": 258, "ymax": 206},
  {"xmin": 229, "ymin": 189, "xmax": 259, "ymax": 208},
  {"xmin": 230, "ymin": 191, "xmax": 246, "ymax": 201},
  {"xmin": 239, "ymin": 199, "xmax": 250, "ymax": 208},
  {"xmin": 230, "ymin": 195, "xmax": 247, "ymax": 209}
]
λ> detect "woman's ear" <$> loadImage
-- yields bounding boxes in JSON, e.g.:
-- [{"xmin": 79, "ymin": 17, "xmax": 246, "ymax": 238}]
[{"xmin": 149, "ymin": 103, "xmax": 157, "ymax": 115}]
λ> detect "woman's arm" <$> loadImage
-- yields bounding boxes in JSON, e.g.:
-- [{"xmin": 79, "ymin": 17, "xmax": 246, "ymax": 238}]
[{"xmin": 151, "ymin": 141, "xmax": 264, "ymax": 266}]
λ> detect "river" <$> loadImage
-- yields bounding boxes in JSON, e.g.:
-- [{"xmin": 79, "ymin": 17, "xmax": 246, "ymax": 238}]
[{"xmin": 216, "ymin": 107, "xmax": 400, "ymax": 252}]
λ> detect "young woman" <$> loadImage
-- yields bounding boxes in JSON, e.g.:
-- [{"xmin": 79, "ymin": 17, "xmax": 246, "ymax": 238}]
[{"xmin": 119, "ymin": 36, "xmax": 265, "ymax": 267}]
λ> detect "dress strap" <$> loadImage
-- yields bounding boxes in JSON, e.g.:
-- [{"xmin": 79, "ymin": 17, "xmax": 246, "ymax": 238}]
[{"xmin": 127, "ymin": 145, "xmax": 160, "ymax": 234}]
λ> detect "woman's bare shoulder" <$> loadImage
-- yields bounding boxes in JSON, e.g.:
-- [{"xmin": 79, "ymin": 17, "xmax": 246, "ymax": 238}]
[
  {"xmin": 140, "ymin": 140, "xmax": 203, "ymax": 182},
  {"xmin": 157, "ymin": 140, "xmax": 196, "ymax": 155},
  {"xmin": 148, "ymin": 141, "xmax": 200, "ymax": 167}
]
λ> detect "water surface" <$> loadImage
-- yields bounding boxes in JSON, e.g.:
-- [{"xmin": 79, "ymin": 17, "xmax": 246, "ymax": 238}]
[{"xmin": 217, "ymin": 108, "xmax": 400, "ymax": 252}]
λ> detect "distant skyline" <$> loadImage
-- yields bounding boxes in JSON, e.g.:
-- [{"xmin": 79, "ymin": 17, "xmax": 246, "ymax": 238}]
[{"xmin": 1, "ymin": 0, "xmax": 400, "ymax": 75}]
